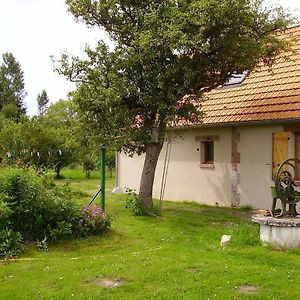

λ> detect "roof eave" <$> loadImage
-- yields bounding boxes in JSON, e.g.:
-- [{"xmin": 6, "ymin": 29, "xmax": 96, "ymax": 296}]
[{"xmin": 169, "ymin": 118, "xmax": 300, "ymax": 130}]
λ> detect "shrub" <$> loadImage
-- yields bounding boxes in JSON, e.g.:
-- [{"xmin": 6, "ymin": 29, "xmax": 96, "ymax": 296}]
[
  {"xmin": 80, "ymin": 204, "xmax": 111, "ymax": 235},
  {"xmin": 0, "ymin": 228, "xmax": 23, "ymax": 257},
  {"xmin": 0, "ymin": 194, "xmax": 12, "ymax": 229},
  {"xmin": 0, "ymin": 168, "xmax": 111, "ymax": 257},
  {"xmin": 0, "ymin": 169, "xmax": 81, "ymax": 241},
  {"xmin": 125, "ymin": 188, "xmax": 145, "ymax": 216},
  {"xmin": 50, "ymin": 221, "xmax": 73, "ymax": 240}
]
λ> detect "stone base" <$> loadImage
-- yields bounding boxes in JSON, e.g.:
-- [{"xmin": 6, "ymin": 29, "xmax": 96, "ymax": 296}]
[{"xmin": 252, "ymin": 214, "xmax": 300, "ymax": 248}]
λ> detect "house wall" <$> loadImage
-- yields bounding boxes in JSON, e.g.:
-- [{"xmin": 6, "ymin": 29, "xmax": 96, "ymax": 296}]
[
  {"xmin": 238, "ymin": 124, "xmax": 283, "ymax": 209},
  {"xmin": 118, "ymin": 124, "xmax": 295, "ymax": 209},
  {"xmin": 119, "ymin": 127, "xmax": 232, "ymax": 206}
]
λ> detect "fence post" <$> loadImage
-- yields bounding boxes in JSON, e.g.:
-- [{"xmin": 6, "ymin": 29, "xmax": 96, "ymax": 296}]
[{"xmin": 100, "ymin": 144, "xmax": 107, "ymax": 211}]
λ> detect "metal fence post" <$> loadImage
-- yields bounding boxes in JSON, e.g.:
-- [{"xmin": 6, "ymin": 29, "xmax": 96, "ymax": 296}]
[{"xmin": 100, "ymin": 144, "xmax": 106, "ymax": 211}]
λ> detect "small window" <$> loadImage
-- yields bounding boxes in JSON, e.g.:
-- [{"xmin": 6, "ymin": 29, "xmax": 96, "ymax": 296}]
[
  {"xmin": 224, "ymin": 70, "xmax": 248, "ymax": 87},
  {"xmin": 201, "ymin": 140, "xmax": 214, "ymax": 166}
]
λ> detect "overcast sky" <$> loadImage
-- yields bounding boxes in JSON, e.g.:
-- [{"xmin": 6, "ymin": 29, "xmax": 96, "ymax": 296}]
[{"xmin": 0, "ymin": 0, "xmax": 299, "ymax": 115}]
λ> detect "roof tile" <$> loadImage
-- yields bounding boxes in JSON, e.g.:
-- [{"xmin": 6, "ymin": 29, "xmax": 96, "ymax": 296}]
[{"xmin": 197, "ymin": 26, "xmax": 300, "ymax": 125}]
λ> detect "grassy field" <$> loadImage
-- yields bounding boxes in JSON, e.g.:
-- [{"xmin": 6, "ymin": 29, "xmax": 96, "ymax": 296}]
[{"xmin": 0, "ymin": 169, "xmax": 300, "ymax": 299}]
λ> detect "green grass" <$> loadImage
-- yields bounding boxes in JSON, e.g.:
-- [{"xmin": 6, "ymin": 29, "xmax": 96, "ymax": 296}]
[
  {"xmin": 50, "ymin": 169, "xmax": 115, "ymax": 203},
  {"xmin": 0, "ymin": 169, "xmax": 300, "ymax": 299}
]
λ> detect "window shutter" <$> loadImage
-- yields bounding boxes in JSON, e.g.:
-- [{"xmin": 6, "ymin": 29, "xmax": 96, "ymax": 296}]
[{"xmin": 272, "ymin": 132, "xmax": 289, "ymax": 178}]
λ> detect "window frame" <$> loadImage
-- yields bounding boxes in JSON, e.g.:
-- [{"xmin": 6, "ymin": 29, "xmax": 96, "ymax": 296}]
[{"xmin": 201, "ymin": 140, "xmax": 214, "ymax": 167}]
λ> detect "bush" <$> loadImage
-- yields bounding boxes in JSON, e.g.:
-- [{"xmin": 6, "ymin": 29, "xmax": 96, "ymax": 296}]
[
  {"xmin": 80, "ymin": 204, "xmax": 111, "ymax": 235},
  {"xmin": 125, "ymin": 188, "xmax": 145, "ymax": 216},
  {"xmin": 0, "ymin": 169, "xmax": 81, "ymax": 241},
  {"xmin": 0, "ymin": 169, "xmax": 111, "ymax": 257},
  {"xmin": 0, "ymin": 170, "xmax": 110, "ymax": 247},
  {"xmin": 49, "ymin": 221, "xmax": 73, "ymax": 240},
  {"xmin": 0, "ymin": 228, "xmax": 23, "ymax": 257},
  {"xmin": 125, "ymin": 188, "xmax": 160, "ymax": 216},
  {"xmin": 0, "ymin": 194, "xmax": 12, "ymax": 228}
]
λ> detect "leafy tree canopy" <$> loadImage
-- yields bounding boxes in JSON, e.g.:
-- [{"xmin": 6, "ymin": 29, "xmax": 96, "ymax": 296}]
[
  {"xmin": 58, "ymin": 0, "xmax": 294, "ymax": 208},
  {"xmin": 41, "ymin": 99, "xmax": 78, "ymax": 129},
  {"xmin": 1, "ymin": 103, "xmax": 21, "ymax": 121},
  {"xmin": 40, "ymin": 99, "xmax": 100, "ymax": 174},
  {"xmin": 0, "ymin": 119, "xmax": 78, "ymax": 177}
]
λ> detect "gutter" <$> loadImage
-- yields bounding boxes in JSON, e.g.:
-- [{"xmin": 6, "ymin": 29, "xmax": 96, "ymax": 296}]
[
  {"xmin": 168, "ymin": 118, "xmax": 300, "ymax": 130},
  {"xmin": 112, "ymin": 151, "xmax": 121, "ymax": 194}
]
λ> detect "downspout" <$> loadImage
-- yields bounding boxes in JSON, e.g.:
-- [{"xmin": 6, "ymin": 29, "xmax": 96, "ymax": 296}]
[
  {"xmin": 231, "ymin": 127, "xmax": 241, "ymax": 207},
  {"xmin": 112, "ymin": 151, "xmax": 121, "ymax": 194}
]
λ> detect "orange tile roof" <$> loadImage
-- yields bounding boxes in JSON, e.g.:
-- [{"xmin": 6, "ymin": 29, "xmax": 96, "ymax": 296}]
[{"xmin": 198, "ymin": 25, "xmax": 300, "ymax": 126}]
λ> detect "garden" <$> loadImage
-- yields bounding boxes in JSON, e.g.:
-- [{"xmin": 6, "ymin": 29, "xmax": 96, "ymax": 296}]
[
  {"xmin": 0, "ymin": 169, "xmax": 300, "ymax": 300},
  {"xmin": 0, "ymin": 0, "xmax": 299, "ymax": 299}
]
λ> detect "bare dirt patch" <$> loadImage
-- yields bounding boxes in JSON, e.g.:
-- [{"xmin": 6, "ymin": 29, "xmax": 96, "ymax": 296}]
[
  {"xmin": 238, "ymin": 285, "xmax": 259, "ymax": 294},
  {"xmin": 232, "ymin": 211, "xmax": 253, "ymax": 221},
  {"xmin": 92, "ymin": 278, "xmax": 125, "ymax": 288},
  {"xmin": 186, "ymin": 267, "xmax": 199, "ymax": 273},
  {"xmin": 43, "ymin": 283, "xmax": 61, "ymax": 292}
]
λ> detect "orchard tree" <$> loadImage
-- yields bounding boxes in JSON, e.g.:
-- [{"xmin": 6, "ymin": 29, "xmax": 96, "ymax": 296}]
[
  {"xmin": 58, "ymin": 0, "xmax": 293, "ymax": 210},
  {"xmin": 39, "ymin": 100, "xmax": 81, "ymax": 177},
  {"xmin": 0, "ymin": 52, "xmax": 26, "ymax": 115},
  {"xmin": 37, "ymin": 89, "xmax": 50, "ymax": 115},
  {"xmin": 41, "ymin": 99, "xmax": 79, "ymax": 131},
  {"xmin": 106, "ymin": 150, "xmax": 116, "ymax": 178},
  {"xmin": 41, "ymin": 99, "xmax": 97, "ymax": 176},
  {"xmin": 82, "ymin": 154, "xmax": 97, "ymax": 178},
  {"xmin": 0, "ymin": 119, "xmax": 78, "ymax": 175}
]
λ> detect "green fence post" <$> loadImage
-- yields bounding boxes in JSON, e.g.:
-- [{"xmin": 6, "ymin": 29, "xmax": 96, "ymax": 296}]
[{"xmin": 100, "ymin": 144, "xmax": 107, "ymax": 211}]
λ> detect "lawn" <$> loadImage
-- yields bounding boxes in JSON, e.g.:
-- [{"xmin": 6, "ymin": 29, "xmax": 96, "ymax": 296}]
[{"xmin": 0, "ymin": 170, "xmax": 299, "ymax": 299}]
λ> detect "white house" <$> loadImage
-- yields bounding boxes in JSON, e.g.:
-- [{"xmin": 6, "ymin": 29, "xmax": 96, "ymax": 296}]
[{"xmin": 117, "ymin": 26, "xmax": 300, "ymax": 209}]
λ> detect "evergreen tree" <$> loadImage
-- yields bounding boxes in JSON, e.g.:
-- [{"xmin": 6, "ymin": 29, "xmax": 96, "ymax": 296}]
[
  {"xmin": 0, "ymin": 52, "xmax": 26, "ymax": 115},
  {"xmin": 37, "ymin": 89, "xmax": 49, "ymax": 115}
]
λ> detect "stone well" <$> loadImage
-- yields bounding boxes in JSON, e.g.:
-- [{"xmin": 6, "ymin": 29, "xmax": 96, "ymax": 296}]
[{"xmin": 252, "ymin": 214, "xmax": 300, "ymax": 248}]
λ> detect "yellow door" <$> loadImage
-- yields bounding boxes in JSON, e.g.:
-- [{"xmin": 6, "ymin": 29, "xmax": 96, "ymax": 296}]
[{"xmin": 272, "ymin": 132, "xmax": 289, "ymax": 178}]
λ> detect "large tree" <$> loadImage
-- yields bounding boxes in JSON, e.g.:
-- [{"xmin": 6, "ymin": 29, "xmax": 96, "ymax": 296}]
[
  {"xmin": 0, "ymin": 52, "xmax": 26, "ymax": 115},
  {"xmin": 58, "ymin": 0, "xmax": 293, "ymax": 210}
]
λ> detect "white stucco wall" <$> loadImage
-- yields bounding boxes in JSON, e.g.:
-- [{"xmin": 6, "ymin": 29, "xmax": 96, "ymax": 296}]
[
  {"xmin": 119, "ymin": 127, "xmax": 232, "ymax": 206},
  {"xmin": 118, "ymin": 124, "xmax": 296, "ymax": 209},
  {"xmin": 238, "ymin": 125, "xmax": 283, "ymax": 209}
]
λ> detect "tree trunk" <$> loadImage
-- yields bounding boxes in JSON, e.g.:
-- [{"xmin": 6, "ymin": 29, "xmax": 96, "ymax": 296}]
[
  {"xmin": 139, "ymin": 142, "xmax": 163, "ymax": 209},
  {"xmin": 55, "ymin": 166, "xmax": 61, "ymax": 179}
]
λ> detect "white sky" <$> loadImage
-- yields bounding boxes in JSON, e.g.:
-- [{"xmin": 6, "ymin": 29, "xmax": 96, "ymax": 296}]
[
  {"xmin": 0, "ymin": 0, "xmax": 108, "ymax": 115},
  {"xmin": 0, "ymin": 0, "xmax": 299, "ymax": 115}
]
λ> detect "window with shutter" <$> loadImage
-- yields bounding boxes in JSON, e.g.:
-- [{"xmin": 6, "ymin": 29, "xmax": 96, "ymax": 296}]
[
  {"xmin": 272, "ymin": 132, "xmax": 289, "ymax": 178},
  {"xmin": 295, "ymin": 133, "xmax": 300, "ymax": 178}
]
